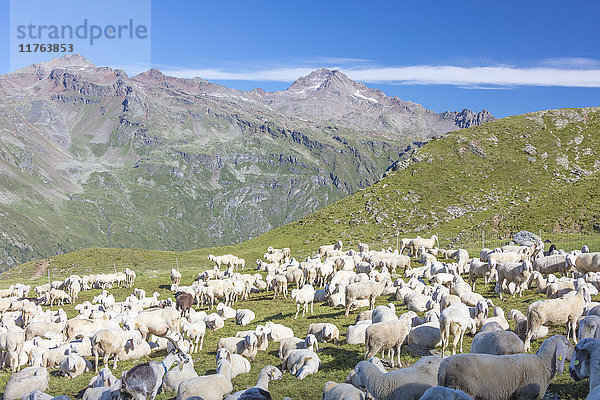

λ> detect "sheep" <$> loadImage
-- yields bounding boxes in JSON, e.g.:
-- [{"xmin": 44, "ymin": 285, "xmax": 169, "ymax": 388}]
[
  {"xmin": 347, "ymin": 356, "xmax": 443, "ymax": 400},
  {"xmin": 83, "ymin": 381, "xmax": 120, "ymax": 400},
  {"xmin": 235, "ymin": 309, "xmax": 255, "ymax": 326},
  {"xmin": 468, "ymin": 259, "xmax": 494, "ymax": 290},
  {"xmin": 0, "ymin": 330, "xmax": 25, "ymax": 372},
  {"xmin": 91, "ymin": 328, "xmax": 143, "ymax": 372},
  {"xmin": 493, "ymin": 260, "xmax": 533, "ymax": 300},
  {"xmin": 65, "ymin": 318, "xmax": 120, "ymax": 341},
  {"xmin": 347, "ymin": 320, "xmax": 372, "ymax": 345},
  {"xmin": 408, "ymin": 321, "xmax": 442, "ymax": 349},
  {"xmin": 365, "ymin": 313, "xmax": 412, "ymax": 367},
  {"xmin": 579, "ymin": 315, "xmax": 600, "ymax": 341},
  {"xmin": 569, "ymin": 338, "xmax": 600, "ymax": 399},
  {"xmin": 418, "ymin": 387, "xmax": 474, "ymax": 400},
  {"xmin": 407, "ymin": 235, "xmax": 439, "ymax": 257},
  {"xmin": 507, "ymin": 309, "xmax": 548, "ymax": 341},
  {"xmin": 372, "ymin": 303, "xmax": 397, "ymax": 323},
  {"xmin": 272, "ymin": 274, "xmax": 288, "ymax": 299},
  {"xmin": 307, "ymin": 323, "xmax": 340, "ymax": 344},
  {"xmin": 567, "ymin": 252, "xmax": 600, "ymax": 274},
  {"xmin": 282, "ymin": 349, "xmax": 321, "ymax": 379},
  {"xmin": 322, "ymin": 381, "xmax": 366, "ymax": 400},
  {"xmin": 217, "ymin": 334, "xmax": 258, "ymax": 360},
  {"xmin": 163, "ymin": 357, "xmax": 198, "ymax": 392},
  {"xmin": 524, "ymin": 286, "xmax": 591, "ymax": 352},
  {"xmin": 2, "ymin": 367, "xmax": 49, "ymax": 400},
  {"xmin": 88, "ymin": 367, "xmax": 118, "ymax": 388},
  {"xmin": 479, "ymin": 306, "xmax": 510, "ymax": 331},
  {"xmin": 470, "ymin": 330, "xmax": 524, "ymax": 355},
  {"xmin": 121, "ymin": 342, "xmax": 189, "ymax": 400},
  {"xmin": 291, "ymin": 285, "xmax": 315, "ymax": 319},
  {"xmin": 224, "ymin": 365, "xmax": 282, "ymax": 400},
  {"xmin": 319, "ymin": 240, "xmax": 343, "ymax": 256},
  {"xmin": 440, "ymin": 303, "xmax": 477, "ymax": 356},
  {"xmin": 437, "ymin": 335, "xmax": 572, "ymax": 400},
  {"xmin": 216, "ymin": 348, "xmax": 251, "ymax": 379},
  {"xmin": 126, "ymin": 307, "xmax": 181, "ymax": 341},
  {"xmin": 344, "ymin": 281, "xmax": 384, "ymax": 318},
  {"xmin": 182, "ymin": 319, "xmax": 206, "ymax": 353},
  {"xmin": 175, "ymin": 292, "xmax": 193, "ymax": 317},
  {"xmin": 24, "ymin": 321, "xmax": 65, "ymax": 341},
  {"xmin": 58, "ymin": 352, "xmax": 91, "ymax": 378},
  {"xmin": 216, "ymin": 302, "xmax": 237, "ymax": 320},
  {"xmin": 115, "ymin": 337, "xmax": 151, "ymax": 362},
  {"xmin": 279, "ymin": 334, "xmax": 318, "ymax": 359},
  {"xmin": 177, "ymin": 358, "xmax": 233, "ymax": 400},
  {"xmin": 264, "ymin": 322, "xmax": 294, "ymax": 342},
  {"xmin": 46, "ymin": 289, "xmax": 70, "ymax": 307}
]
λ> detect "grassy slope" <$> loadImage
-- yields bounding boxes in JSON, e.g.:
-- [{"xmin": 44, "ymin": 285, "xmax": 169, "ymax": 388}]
[{"xmin": 2, "ymin": 107, "xmax": 600, "ymax": 398}]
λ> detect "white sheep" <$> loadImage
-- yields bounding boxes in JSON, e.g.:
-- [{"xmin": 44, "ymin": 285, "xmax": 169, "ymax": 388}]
[
  {"xmin": 282, "ymin": 349, "xmax": 321, "ymax": 379},
  {"xmin": 307, "ymin": 323, "xmax": 339, "ymax": 344},
  {"xmin": 365, "ymin": 313, "xmax": 412, "ymax": 367},
  {"xmin": 0, "ymin": 330, "xmax": 25, "ymax": 372},
  {"xmin": 507, "ymin": 308, "xmax": 548, "ymax": 342},
  {"xmin": 567, "ymin": 252, "xmax": 600, "ymax": 274},
  {"xmin": 291, "ymin": 284, "xmax": 315, "ymax": 319},
  {"xmin": 322, "ymin": 381, "xmax": 366, "ymax": 400},
  {"xmin": 177, "ymin": 358, "xmax": 233, "ymax": 400},
  {"xmin": 264, "ymin": 322, "xmax": 294, "ymax": 342},
  {"xmin": 217, "ymin": 302, "xmax": 237, "ymax": 320},
  {"xmin": 2, "ymin": 367, "xmax": 49, "ymax": 400},
  {"xmin": 524, "ymin": 286, "xmax": 591, "ymax": 352},
  {"xmin": 437, "ymin": 335, "xmax": 572, "ymax": 400},
  {"xmin": 224, "ymin": 365, "xmax": 282, "ymax": 400},
  {"xmin": 235, "ymin": 309, "xmax": 255, "ymax": 326},
  {"xmin": 216, "ymin": 348, "xmax": 251, "ymax": 378},
  {"xmin": 440, "ymin": 303, "xmax": 477, "ymax": 356},
  {"xmin": 344, "ymin": 281, "xmax": 385, "ymax": 318},
  {"xmin": 91, "ymin": 328, "xmax": 143, "ymax": 372},
  {"xmin": 163, "ymin": 357, "xmax": 198, "ymax": 392},
  {"xmin": 470, "ymin": 330, "xmax": 524, "ymax": 355},
  {"xmin": 217, "ymin": 334, "xmax": 258, "ymax": 360},
  {"xmin": 418, "ymin": 386, "xmax": 474, "ymax": 400},
  {"xmin": 371, "ymin": 303, "xmax": 397, "ymax": 323},
  {"xmin": 278, "ymin": 334, "xmax": 318, "ymax": 359},
  {"xmin": 347, "ymin": 320, "xmax": 372, "ymax": 345},
  {"xmin": 569, "ymin": 337, "xmax": 600, "ymax": 399},
  {"xmin": 58, "ymin": 352, "xmax": 91, "ymax": 378},
  {"xmin": 346, "ymin": 356, "xmax": 443, "ymax": 400},
  {"xmin": 182, "ymin": 319, "xmax": 206, "ymax": 353},
  {"xmin": 578, "ymin": 315, "xmax": 600, "ymax": 341}
]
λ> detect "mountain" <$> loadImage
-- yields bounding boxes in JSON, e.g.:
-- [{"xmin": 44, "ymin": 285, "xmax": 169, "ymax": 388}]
[{"xmin": 0, "ymin": 55, "xmax": 493, "ymax": 269}]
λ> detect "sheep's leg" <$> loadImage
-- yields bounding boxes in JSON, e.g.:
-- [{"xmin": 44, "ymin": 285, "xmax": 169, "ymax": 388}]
[
  {"xmin": 310, "ymin": 301, "xmax": 314, "ymax": 314},
  {"xmin": 294, "ymin": 304, "xmax": 300, "ymax": 320},
  {"xmin": 199, "ymin": 335, "xmax": 204, "ymax": 351},
  {"xmin": 452, "ymin": 333, "xmax": 459, "ymax": 355},
  {"xmin": 389, "ymin": 348, "xmax": 395, "ymax": 368},
  {"xmin": 396, "ymin": 345, "xmax": 402, "ymax": 367}
]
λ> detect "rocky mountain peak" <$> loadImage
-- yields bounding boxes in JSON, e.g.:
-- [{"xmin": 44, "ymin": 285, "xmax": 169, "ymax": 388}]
[{"xmin": 441, "ymin": 108, "xmax": 496, "ymax": 129}]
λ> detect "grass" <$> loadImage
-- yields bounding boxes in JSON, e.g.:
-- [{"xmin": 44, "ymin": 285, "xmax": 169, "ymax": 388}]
[{"xmin": 0, "ymin": 246, "xmax": 596, "ymax": 400}]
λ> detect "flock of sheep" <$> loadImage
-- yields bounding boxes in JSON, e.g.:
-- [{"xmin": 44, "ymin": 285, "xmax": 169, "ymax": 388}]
[{"xmin": 1, "ymin": 236, "xmax": 600, "ymax": 400}]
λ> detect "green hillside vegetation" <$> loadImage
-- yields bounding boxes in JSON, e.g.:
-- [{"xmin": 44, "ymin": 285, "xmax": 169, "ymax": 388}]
[{"xmin": 1, "ymin": 107, "xmax": 600, "ymax": 399}]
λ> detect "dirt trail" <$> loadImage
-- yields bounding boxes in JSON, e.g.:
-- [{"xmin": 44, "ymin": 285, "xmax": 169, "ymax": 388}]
[{"xmin": 31, "ymin": 259, "xmax": 51, "ymax": 280}]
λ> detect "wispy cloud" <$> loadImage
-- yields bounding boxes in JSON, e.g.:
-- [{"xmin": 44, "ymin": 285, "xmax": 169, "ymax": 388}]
[{"xmin": 154, "ymin": 60, "xmax": 600, "ymax": 88}]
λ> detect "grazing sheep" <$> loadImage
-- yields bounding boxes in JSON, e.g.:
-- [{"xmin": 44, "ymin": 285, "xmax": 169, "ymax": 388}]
[
  {"xmin": 440, "ymin": 303, "xmax": 477, "ymax": 356},
  {"xmin": 470, "ymin": 330, "xmax": 524, "ymax": 355},
  {"xmin": 224, "ymin": 365, "xmax": 282, "ymax": 400},
  {"xmin": 322, "ymin": 381, "xmax": 366, "ymax": 400},
  {"xmin": 0, "ymin": 330, "xmax": 25, "ymax": 372},
  {"xmin": 533, "ymin": 254, "xmax": 569, "ymax": 275},
  {"xmin": 278, "ymin": 334, "xmax": 318, "ymax": 359},
  {"xmin": 407, "ymin": 235, "xmax": 439, "ymax": 257},
  {"xmin": 365, "ymin": 313, "xmax": 412, "ymax": 367},
  {"xmin": 347, "ymin": 356, "xmax": 442, "ymax": 400},
  {"xmin": 567, "ymin": 252, "xmax": 600, "ymax": 274},
  {"xmin": 468, "ymin": 259, "xmax": 494, "ymax": 290},
  {"xmin": 507, "ymin": 309, "xmax": 548, "ymax": 341},
  {"xmin": 2, "ymin": 367, "xmax": 49, "ymax": 400},
  {"xmin": 569, "ymin": 338, "xmax": 600, "ymax": 399},
  {"xmin": 437, "ymin": 335, "xmax": 572, "ymax": 400},
  {"xmin": 182, "ymin": 319, "xmax": 206, "ymax": 353},
  {"xmin": 91, "ymin": 329, "xmax": 143, "ymax": 372},
  {"xmin": 272, "ymin": 275, "xmax": 288, "ymax": 299},
  {"xmin": 493, "ymin": 260, "xmax": 532, "ymax": 300},
  {"xmin": 307, "ymin": 323, "xmax": 340, "ymax": 344},
  {"xmin": 282, "ymin": 349, "xmax": 321, "ymax": 379},
  {"xmin": 291, "ymin": 285, "xmax": 315, "ymax": 319},
  {"xmin": 524, "ymin": 286, "xmax": 591, "ymax": 352},
  {"xmin": 177, "ymin": 358, "xmax": 233, "ymax": 400},
  {"xmin": 345, "ymin": 281, "xmax": 385, "ymax": 317}
]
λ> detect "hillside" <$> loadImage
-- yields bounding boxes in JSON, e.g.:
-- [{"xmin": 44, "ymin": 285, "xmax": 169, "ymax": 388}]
[
  {"xmin": 4, "ymin": 106, "xmax": 600, "ymax": 281},
  {"xmin": 0, "ymin": 55, "xmax": 493, "ymax": 269}
]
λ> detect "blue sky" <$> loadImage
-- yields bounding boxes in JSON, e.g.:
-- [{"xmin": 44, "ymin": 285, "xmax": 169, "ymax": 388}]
[{"xmin": 2, "ymin": 0, "xmax": 600, "ymax": 117}]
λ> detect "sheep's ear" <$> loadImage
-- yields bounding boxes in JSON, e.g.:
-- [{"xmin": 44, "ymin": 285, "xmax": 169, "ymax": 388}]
[
  {"xmin": 594, "ymin": 326, "xmax": 600, "ymax": 340},
  {"xmin": 554, "ymin": 341, "xmax": 568, "ymax": 375}
]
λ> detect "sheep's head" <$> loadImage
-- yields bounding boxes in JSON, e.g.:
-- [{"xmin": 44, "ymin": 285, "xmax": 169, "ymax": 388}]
[
  {"xmin": 266, "ymin": 365, "xmax": 282, "ymax": 381},
  {"xmin": 570, "ymin": 338, "xmax": 597, "ymax": 381}
]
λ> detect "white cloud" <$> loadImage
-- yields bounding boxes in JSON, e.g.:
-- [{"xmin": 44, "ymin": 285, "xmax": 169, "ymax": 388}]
[{"xmin": 152, "ymin": 61, "xmax": 600, "ymax": 88}]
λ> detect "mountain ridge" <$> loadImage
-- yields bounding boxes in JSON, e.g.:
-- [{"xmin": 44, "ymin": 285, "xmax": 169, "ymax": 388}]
[{"xmin": 0, "ymin": 55, "xmax": 494, "ymax": 268}]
